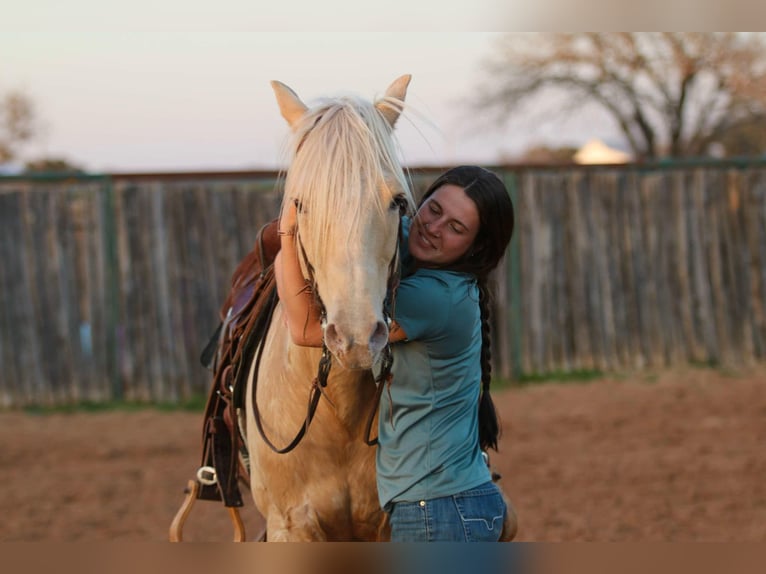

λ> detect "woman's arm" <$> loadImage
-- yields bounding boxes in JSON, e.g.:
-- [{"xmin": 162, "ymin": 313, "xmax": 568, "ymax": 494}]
[{"xmin": 275, "ymin": 202, "xmax": 324, "ymax": 347}]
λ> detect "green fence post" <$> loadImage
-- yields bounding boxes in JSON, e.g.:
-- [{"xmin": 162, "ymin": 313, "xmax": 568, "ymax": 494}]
[{"xmin": 100, "ymin": 177, "xmax": 123, "ymax": 401}]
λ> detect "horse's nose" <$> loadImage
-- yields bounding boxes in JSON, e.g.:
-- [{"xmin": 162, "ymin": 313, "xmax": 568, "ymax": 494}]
[{"xmin": 324, "ymin": 320, "xmax": 389, "ymax": 369}]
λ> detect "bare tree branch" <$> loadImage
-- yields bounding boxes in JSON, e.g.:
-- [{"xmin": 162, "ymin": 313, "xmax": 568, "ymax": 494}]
[
  {"xmin": 0, "ymin": 90, "xmax": 37, "ymax": 164},
  {"xmin": 476, "ymin": 33, "xmax": 766, "ymax": 159}
]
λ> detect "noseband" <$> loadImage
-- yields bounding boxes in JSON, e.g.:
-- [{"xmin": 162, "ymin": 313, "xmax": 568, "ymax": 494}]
[{"xmin": 251, "ymin": 195, "xmax": 409, "ymax": 454}]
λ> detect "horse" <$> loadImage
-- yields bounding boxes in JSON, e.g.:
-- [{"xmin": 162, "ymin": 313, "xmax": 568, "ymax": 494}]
[{"xmin": 243, "ymin": 76, "xmax": 415, "ymax": 541}]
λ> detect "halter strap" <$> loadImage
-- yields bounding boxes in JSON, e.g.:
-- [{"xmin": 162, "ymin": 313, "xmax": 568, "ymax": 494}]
[{"xmin": 363, "ymin": 196, "xmax": 407, "ymax": 446}]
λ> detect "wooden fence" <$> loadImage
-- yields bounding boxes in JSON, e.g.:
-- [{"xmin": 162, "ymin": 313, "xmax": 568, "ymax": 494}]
[
  {"xmin": 500, "ymin": 164, "xmax": 766, "ymax": 378},
  {"xmin": 0, "ymin": 173, "xmax": 283, "ymax": 407},
  {"xmin": 1, "ymin": 161, "xmax": 765, "ymax": 407}
]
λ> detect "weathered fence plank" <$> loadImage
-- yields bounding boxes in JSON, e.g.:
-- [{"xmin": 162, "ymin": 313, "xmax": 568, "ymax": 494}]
[{"xmin": 0, "ymin": 191, "xmax": 22, "ymax": 406}]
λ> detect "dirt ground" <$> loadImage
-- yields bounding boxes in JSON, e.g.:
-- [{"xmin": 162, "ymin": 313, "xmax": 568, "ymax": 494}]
[{"xmin": 2, "ymin": 366, "xmax": 765, "ymax": 542}]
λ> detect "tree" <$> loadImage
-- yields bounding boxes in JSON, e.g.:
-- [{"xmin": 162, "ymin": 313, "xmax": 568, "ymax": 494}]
[
  {"xmin": 0, "ymin": 90, "xmax": 36, "ymax": 164},
  {"xmin": 23, "ymin": 157, "xmax": 85, "ymax": 174},
  {"xmin": 507, "ymin": 144, "xmax": 578, "ymax": 165},
  {"xmin": 477, "ymin": 33, "xmax": 766, "ymax": 159},
  {"xmin": 715, "ymin": 118, "xmax": 766, "ymax": 157}
]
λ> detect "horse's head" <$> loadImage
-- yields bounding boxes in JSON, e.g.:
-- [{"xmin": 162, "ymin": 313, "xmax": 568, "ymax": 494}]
[{"xmin": 272, "ymin": 76, "xmax": 415, "ymax": 369}]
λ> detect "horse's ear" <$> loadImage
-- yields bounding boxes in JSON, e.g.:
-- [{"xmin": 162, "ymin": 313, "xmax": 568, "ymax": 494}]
[
  {"xmin": 376, "ymin": 74, "xmax": 411, "ymax": 127},
  {"xmin": 271, "ymin": 81, "xmax": 309, "ymax": 128}
]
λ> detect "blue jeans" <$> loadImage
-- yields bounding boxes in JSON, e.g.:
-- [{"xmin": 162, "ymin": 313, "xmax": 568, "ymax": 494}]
[{"xmin": 387, "ymin": 481, "xmax": 507, "ymax": 542}]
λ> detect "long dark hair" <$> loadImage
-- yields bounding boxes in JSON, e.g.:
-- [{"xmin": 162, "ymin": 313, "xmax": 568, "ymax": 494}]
[{"xmin": 418, "ymin": 166, "xmax": 515, "ymax": 451}]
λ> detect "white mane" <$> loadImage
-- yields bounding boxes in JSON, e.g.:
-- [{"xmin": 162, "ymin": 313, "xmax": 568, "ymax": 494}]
[{"xmin": 283, "ymin": 95, "xmax": 414, "ymax": 264}]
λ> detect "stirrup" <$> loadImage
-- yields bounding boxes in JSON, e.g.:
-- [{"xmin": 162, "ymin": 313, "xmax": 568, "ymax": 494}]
[{"xmin": 169, "ymin": 479, "xmax": 246, "ymax": 542}]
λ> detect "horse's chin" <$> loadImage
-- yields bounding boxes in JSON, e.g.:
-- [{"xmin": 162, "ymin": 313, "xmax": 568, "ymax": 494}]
[
  {"xmin": 333, "ymin": 356, "xmax": 375, "ymax": 371},
  {"xmin": 328, "ymin": 348, "xmax": 377, "ymax": 371}
]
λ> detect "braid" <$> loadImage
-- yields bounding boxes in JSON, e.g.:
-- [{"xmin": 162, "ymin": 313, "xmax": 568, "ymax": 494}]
[{"xmin": 478, "ymin": 279, "xmax": 501, "ymax": 451}]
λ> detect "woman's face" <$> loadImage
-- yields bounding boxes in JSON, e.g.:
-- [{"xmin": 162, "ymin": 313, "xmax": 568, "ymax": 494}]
[{"xmin": 408, "ymin": 183, "xmax": 480, "ymax": 267}]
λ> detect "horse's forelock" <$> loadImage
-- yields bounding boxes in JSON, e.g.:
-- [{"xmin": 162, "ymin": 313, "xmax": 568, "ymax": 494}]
[{"xmin": 284, "ymin": 96, "xmax": 413, "ymax": 264}]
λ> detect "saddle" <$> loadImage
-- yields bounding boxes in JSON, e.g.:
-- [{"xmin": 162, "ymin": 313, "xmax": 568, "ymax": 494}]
[{"xmin": 170, "ymin": 219, "xmax": 281, "ymax": 541}]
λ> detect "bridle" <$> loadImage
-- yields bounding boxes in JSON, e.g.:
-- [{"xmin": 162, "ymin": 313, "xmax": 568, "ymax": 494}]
[{"xmin": 251, "ymin": 194, "xmax": 409, "ymax": 454}]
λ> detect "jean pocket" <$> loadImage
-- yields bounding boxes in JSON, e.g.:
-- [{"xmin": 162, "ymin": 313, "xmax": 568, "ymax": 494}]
[{"xmin": 453, "ymin": 487, "xmax": 506, "ymax": 542}]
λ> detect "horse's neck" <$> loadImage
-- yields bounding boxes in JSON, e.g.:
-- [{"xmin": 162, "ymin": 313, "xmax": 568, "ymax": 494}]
[{"xmin": 290, "ymin": 344, "xmax": 377, "ymax": 431}]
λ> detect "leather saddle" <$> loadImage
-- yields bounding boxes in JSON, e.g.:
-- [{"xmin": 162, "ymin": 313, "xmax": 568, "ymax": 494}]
[{"xmin": 196, "ymin": 218, "xmax": 281, "ymax": 507}]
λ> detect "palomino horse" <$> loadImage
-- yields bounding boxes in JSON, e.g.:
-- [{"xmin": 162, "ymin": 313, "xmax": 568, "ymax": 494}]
[{"xmin": 244, "ymin": 76, "xmax": 415, "ymax": 541}]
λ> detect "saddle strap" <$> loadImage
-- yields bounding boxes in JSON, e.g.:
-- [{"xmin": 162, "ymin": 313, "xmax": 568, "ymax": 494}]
[{"xmin": 197, "ymin": 395, "xmax": 243, "ymax": 506}]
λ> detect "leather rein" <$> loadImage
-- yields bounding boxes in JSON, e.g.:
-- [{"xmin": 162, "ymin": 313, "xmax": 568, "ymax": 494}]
[{"xmin": 251, "ymin": 196, "xmax": 408, "ymax": 454}]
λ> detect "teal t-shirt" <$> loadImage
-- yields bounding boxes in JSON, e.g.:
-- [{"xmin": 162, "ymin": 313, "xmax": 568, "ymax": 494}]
[{"xmin": 376, "ymin": 218, "xmax": 491, "ymax": 509}]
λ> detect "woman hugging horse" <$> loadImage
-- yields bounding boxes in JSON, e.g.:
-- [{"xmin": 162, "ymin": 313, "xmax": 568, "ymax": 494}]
[{"xmin": 276, "ymin": 162, "xmax": 518, "ymax": 542}]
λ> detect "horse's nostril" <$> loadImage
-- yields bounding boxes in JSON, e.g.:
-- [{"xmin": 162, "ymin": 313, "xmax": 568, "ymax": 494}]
[
  {"xmin": 325, "ymin": 323, "xmax": 339, "ymax": 344},
  {"xmin": 325, "ymin": 323, "xmax": 352, "ymax": 351},
  {"xmin": 370, "ymin": 321, "xmax": 388, "ymax": 351}
]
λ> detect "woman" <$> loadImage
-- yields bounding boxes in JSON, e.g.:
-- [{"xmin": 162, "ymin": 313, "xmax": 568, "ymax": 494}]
[{"xmin": 275, "ymin": 165, "xmax": 515, "ymax": 542}]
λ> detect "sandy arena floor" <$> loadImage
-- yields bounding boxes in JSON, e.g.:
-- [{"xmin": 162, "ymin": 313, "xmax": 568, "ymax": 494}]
[{"xmin": 2, "ymin": 366, "xmax": 765, "ymax": 541}]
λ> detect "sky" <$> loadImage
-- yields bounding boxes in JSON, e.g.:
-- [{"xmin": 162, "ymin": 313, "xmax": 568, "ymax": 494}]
[{"xmin": 2, "ymin": 13, "xmax": 626, "ymax": 173}]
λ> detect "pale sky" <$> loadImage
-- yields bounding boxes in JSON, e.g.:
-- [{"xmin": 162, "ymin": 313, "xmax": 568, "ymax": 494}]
[{"xmin": 2, "ymin": 20, "xmax": 621, "ymax": 172}]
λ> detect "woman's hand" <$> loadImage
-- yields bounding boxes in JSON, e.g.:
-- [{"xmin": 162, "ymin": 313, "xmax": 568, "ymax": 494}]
[{"xmin": 279, "ymin": 199, "xmax": 299, "ymax": 236}]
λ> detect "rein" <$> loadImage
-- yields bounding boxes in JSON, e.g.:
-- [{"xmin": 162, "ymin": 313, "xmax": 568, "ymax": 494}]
[
  {"xmin": 251, "ymin": 197, "xmax": 408, "ymax": 454},
  {"xmin": 251, "ymin": 338, "xmax": 333, "ymax": 454}
]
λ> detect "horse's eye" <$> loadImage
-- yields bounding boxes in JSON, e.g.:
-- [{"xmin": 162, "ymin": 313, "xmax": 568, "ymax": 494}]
[{"xmin": 389, "ymin": 195, "xmax": 406, "ymax": 213}]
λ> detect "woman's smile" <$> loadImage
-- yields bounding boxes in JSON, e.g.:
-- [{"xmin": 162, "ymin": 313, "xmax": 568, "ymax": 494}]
[{"xmin": 415, "ymin": 222, "xmax": 437, "ymax": 250}]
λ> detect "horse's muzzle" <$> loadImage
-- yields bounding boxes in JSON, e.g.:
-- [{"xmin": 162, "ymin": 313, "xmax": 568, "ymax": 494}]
[{"xmin": 324, "ymin": 320, "xmax": 388, "ymax": 370}]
